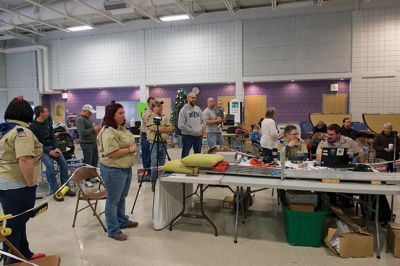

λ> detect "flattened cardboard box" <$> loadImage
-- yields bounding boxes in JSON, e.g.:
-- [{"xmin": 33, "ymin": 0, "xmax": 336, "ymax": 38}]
[
  {"xmin": 324, "ymin": 228, "xmax": 374, "ymax": 258},
  {"xmin": 324, "ymin": 207, "xmax": 374, "ymax": 258},
  {"xmin": 387, "ymin": 222, "xmax": 400, "ymax": 257}
]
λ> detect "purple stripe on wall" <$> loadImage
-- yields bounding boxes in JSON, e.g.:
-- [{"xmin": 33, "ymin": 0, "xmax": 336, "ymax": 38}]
[
  {"xmin": 244, "ymin": 80, "xmax": 350, "ymax": 123},
  {"xmin": 42, "ymin": 87, "xmax": 140, "ymax": 122},
  {"xmin": 149, "ymin": 84, "xmax": 236, "ymax": 110}
]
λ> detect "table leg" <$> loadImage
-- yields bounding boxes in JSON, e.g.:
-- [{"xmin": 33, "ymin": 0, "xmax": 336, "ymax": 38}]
[
  {"xmin": 240, "ymin": 187, "xmax": 246, "ymax": 224},
  {"xmin": 375, "ymin": 195, "xmax": 381, "ymax": 259},
  {"xmin": 199, "ymin": 184, "xmax": 218, "ymax": 236},
  {"xmin": 169, "ymin": 183, "xmax": 186, "ymax": 231},
  {"xmin": 234, "ymin": 186, "xmax": 240, "ymax": 243},
  {"xmin": 390, "ymin": 195, "xmax": 395, "ymax": 222}
]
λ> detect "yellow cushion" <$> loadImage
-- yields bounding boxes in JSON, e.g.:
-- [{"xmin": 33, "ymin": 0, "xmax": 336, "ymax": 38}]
[
  {"xmin": 181, "ymin": 154, "xmax": 225, "ymax": 168},
  {"xmin": 160, "ymin": 159, "xmax": 196, "ymax": 175}
]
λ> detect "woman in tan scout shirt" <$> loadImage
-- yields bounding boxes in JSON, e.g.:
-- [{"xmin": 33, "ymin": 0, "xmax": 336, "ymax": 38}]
[
  {"xmin": 98, "ymin": 103, "xmax": 138, "ymax": 241},
  {"xmin": 0, "ymin": 97, "xmax": 45, "ymax": 263}
]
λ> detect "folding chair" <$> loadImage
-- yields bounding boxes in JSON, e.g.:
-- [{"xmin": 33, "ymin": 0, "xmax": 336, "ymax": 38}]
[
  {"xmin": 71, "ymin": 167, "xmax": 107, "ymax": 232},
  {"xmin": 0, "ymin": 235, "xmax": 60, "ymax": 266}
]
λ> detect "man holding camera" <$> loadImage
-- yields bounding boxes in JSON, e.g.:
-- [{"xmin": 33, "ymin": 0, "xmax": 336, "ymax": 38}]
[
  {"xmin": 147, "ymin": 100, "xmax": 173, "ymax": 191},
  {"xmin": 30, "ymin": 106, "xmax": 75, "ymax": 199}
]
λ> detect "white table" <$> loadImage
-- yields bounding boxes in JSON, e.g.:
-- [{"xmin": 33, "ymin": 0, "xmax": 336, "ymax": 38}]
[
  {"xmin": 158, "ymin": 174, "xmax": 223, "ymax": 235},
  {"xmin": 221, "ymin": 175, "xmax": 400, "ymax": 258}
]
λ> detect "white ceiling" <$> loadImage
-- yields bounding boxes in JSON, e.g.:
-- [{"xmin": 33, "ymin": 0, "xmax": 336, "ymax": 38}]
[{"xmin": 0, "ymin": 0, "xmax": 399, "ymax": 43}]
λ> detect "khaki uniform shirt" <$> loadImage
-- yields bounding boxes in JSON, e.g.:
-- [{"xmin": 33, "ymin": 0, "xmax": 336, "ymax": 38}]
[
  {"xmin": 140, "ymin": 108, "xmax": 152, "ymax": 133},
  {"xmin": 98, "ymin": 126, "xmax": 135, "ymax": 169},
  {"xmin": 316, "ymin": 135, "xmax": 363, "ymax": 156},
  {"xmin": 275, "ymin": 140, "xmax": 308, "ymax": 160},
  {"xmin": 147, "ymin": 113, "xmax": 172, "ymax": 143},
  {"xmin": 0, "ymin": 120, "xmax": 43, "ymax": 184}
]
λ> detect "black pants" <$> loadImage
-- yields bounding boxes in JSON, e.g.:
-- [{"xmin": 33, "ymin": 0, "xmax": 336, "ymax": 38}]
[
  {"xmin": 262, "ymin": 148, "xmax": 273, "ymax": 163},
  {"xmin": 80, "ymin": 142, "xmax": 99, "ymax": 167},
  {"xmin": 0, "ymin": 186, "xmax": 36, "ymax": 264}
]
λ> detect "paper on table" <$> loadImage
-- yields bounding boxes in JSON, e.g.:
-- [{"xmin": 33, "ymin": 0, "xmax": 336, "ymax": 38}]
[{"xmin": 96, "ymin": 106, "xmax": 105, "ymax": 119}]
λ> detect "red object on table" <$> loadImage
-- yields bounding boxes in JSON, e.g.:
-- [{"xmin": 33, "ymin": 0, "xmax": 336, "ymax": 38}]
[{"xmin": 213, "ymin": 161, "xmax": 229, "ymax": 172}]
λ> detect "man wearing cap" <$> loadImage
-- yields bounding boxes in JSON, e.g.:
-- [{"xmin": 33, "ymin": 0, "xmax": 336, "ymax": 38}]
[
  {"xmin": 140, "ymin": 97, "xmax": 155, "ymax": 174},
  {"xmin": 147, "ymin": 100, "xmax": 173, "ymax": 191},
  {"xmin": 76, "ymin": 104, "xmax": 100, "ymax": 187}
]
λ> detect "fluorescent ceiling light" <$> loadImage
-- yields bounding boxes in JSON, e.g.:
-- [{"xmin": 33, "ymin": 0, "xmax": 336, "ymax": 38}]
[
  {"xmin": 160, "ymin": 14, "xmax": 190, "ymax": 22},
  {"xmin": 67, "ymin": 25, "xmax": 94, "ymax": 32}
]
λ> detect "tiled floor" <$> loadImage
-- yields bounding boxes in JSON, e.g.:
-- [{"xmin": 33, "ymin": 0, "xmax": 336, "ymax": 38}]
[{"xmin": 2, "ymin": 147, "xmax": 400, "ymax": 265}]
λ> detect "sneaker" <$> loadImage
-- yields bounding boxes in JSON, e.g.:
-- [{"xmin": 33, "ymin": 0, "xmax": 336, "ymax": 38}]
[
  {"xmin": 121, "ymin": 220, "xmax": 138, "ymax": 229},
  {"xmin": 84, "ymin": 180, "xmax": 94, "ymax": 187},
  {"xmin": 30, "ymin": 253, "xmax": 46, "ymax": 260},
  {"xmin": 108, "ymin": 231, "xmax": 127, "ymax": 241},
  {"xmin": 91, "ymin": 177, "xmax": 100, "ymax": 183},
  {"xmin": 65, "ymin": 189, "xmax": 76, "ymax": 197},
  {"xmin": 53, "ymin": 194, "xmax": 64, "ymax": 202}
]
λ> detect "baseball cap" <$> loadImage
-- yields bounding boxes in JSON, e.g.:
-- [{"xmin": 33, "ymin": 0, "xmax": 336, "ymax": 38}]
[{"xmin": 82, "ymin": 104, "xmax": 96, "ymax": 113}]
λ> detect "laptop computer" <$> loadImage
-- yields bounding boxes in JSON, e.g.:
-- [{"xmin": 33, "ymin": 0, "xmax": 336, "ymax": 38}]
[{"xmin": 320, "ymin": 147, "xmax": 353, "ymax": 168}]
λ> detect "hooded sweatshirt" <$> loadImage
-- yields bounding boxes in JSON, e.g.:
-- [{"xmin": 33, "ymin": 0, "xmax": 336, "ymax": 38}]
[{"xmin": 178, "ymin": 104, "xmax": 204, "ymax": 137}]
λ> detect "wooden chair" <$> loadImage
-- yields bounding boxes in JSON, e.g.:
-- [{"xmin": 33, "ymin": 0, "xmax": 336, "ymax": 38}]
[
  {"xmin": 0, "ymin": 235, "xmax": 60, "ymax": 266},
  {"xmin": 71, "ymin": 167, "xmax": 107, "ymax": 232}
]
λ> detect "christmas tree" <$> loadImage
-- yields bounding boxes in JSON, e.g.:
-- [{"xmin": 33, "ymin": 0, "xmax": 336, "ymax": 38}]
[{"xmin": 170, "ymin": 89, "xmax": 187, "ymax": 133}]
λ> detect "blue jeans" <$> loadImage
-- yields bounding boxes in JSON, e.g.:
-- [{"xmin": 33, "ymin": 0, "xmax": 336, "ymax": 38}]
[
  {"xmin": 0, "ymin": 186, "xmax": 36, "ymax": 264},
  {"xmin": 100, "ymin": 164, "xmax": 131, "ymax": 235},
  {"xmin": 181, "ymin": 135, "xmax": 203, "ymax": 158},
  {"xmin": 150, "ymin": 142, "xmax": 167, "ymax": 183},
  {"xmin": 80, "ymin": 143, "xmax": 99, "ymax": 167},
  {"xmin": 42, "ymin": 152, "xmax": 69, "ymax": 193},
  {"xmin": 140, "ymin": 132, "xmax": 151, "ymax": 170},
  {"xmin": 206, "ymin": 132, "xmax": 224, "ymax": 148}
]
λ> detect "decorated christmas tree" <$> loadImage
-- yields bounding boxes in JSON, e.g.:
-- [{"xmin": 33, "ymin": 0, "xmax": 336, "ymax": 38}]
[{"xmin": 170, "ymin": 89, "xmax": 187, "ymax": 133}]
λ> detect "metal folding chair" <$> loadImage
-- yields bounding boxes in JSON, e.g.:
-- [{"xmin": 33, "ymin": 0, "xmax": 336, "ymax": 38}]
[{"xmin": 71, "ymin": 167, "xmax": 107, "ymax": 232}]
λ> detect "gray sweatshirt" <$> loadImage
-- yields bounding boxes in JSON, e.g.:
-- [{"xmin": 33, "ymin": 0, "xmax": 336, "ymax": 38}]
[
  {"xmin": 76, "ymin": 115, "xmax": 97, "ymax": 144},
  {"xmin": 178, "ymin": 104, "xmax": 204, "ymax": 136}
]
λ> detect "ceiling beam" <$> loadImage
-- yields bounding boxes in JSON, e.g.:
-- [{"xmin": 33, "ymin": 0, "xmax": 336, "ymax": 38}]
[
  {"xmin": 24, "ymin": 0, "xmax": 91, "ymax": 27},
  {"xmin": 0, "ymin": 7, "xmax": 70, "ymax": 32},
  {"xmin": 0, "ymin": 20, "xmax": 44, "ymax": 36},
  {"xmin": 125, "ymin": 0, "xmax": 160, "ymax": 23},
  {"xmin": 222, "ymin": 0, "xmax": 236, "ymax": 15},
  {"xmin": 174, "ymin": 0, "xmax": 194, "ymax": 19},
  {"xmin": 0, "ymin": 30, "xmax": 36, "ymax": 42},
  {"xmin": 271, "ymin": 0, "xmax": 277, "ymax": 11},
  {"xmin": 74, "ymin": 0, "xmax": 125, "ymax": 26}
]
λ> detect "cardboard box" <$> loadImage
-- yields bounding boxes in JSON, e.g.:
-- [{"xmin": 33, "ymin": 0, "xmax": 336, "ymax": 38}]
[
  {"xmin": 324, "ymin": 207, "xmax": 374, "ymax": 258},
  {"xmin": 387, "ymin": 222, "xmax": 400, "ymax": 257},
  {"xmin": 324, "ymin": 228, "xmax": 373, "ymax": 258},
  {"xmin": 290, "ymin": 203, "xmax": 314, "ymax": 212},
  {"xmin": 285, "ymin": 190, "xmax": 318, "ymax": 207},
  {"xmin": 223, "ymin": 196, "xmax": 234, "ymax": 209}
]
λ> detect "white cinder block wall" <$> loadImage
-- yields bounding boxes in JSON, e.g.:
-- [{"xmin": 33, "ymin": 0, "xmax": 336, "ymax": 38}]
[
  {"xmin": 0, "ymin": 53, "xmax": 6, "ymax": 88},
  {"xmin": 243, "ymin": 12, "xmax": 352, "ymax": 76},
  {"xmin": 351, "ymin": 8, "xmax": 400, "ymax": 121},
  {"xmin": 3, "ymin": 8, "xmax": 400, "ymax": 121}
]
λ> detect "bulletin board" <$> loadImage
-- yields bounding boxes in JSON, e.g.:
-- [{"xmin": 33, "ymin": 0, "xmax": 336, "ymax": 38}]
[
  {"xmin": 119, "ymin": 101, "xmax": 140, "ymax": 123},
  {"xmin": 51, "ymin": 101, "xmax": 66, "ymax": 124},
  {"xmin": 362, "ymin": 113, "xmax": 400, "ymax": 133}
]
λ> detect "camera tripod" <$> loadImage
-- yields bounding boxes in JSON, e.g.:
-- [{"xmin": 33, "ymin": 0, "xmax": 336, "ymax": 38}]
[{"xmin": 131, "ymin": 123, "xmax": 171, "ymax": 214}]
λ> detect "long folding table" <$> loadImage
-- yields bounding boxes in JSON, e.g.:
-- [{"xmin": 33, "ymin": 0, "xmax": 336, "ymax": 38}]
[{"xmin": 221, "ymin": 174, "xmax": 400, "ymax": 259}]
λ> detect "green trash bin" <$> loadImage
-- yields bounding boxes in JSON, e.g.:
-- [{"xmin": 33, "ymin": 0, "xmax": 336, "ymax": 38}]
[{"xmin": 282, "ymin": 205, "xmax": 328, "ymax": 247}]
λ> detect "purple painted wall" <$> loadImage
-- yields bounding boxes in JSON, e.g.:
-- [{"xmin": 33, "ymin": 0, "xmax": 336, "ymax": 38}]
[
  {"xmin": 244, "ymin": 80, "xmax": 350, "ymax": 123},
  {"xmin": 149, "ymin": 84, "xmax": 236, "ymax": 110},
  {"xmin": 42, "ymin": 87, "xmax": 140, "ymax": 122}
]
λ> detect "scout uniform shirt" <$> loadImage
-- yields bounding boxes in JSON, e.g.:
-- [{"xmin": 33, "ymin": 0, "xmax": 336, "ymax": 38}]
[
  {"xmin": 275, "ymin": 139, "xmax": 308, "ymax": 160},
  {"xmin": 146, "ymin": 113, "xmax": 172, "ymax": 143},
  {"xmin": 97, "ymin": 125, "xmax": 135, "ymax": 169},
  {"xmin": 316, "ymin": 135, "xmax": 363, "ymax": 156},
  {"xmin": 140, "ymin": 108, "xmax": 152, "ymax": 134},
  {"xmin": 0, "ymin": 119, "xmax": 43, "ymax": 186}
]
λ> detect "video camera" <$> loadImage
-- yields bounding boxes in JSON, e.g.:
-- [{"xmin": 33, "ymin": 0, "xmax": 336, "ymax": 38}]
[{"xmin": 153, "ymin": 116, "xmax": 162, "ymax": 126}]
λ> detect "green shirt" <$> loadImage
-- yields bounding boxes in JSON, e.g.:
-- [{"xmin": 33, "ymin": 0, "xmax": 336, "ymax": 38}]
[
  {"xmin": 97, "ymin": 126, "xmax": 135, "ymax": 169},
  {"xmin": 147, "ymin": 113, "xmax": 172, "ymax": 143},
  {"xmin": 275, "ymin": 140, "xmax": 308, "ymax": 160},
  {"xmin": 0, "ymin": 120, "xmax": 43, "ymax": 185}
]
